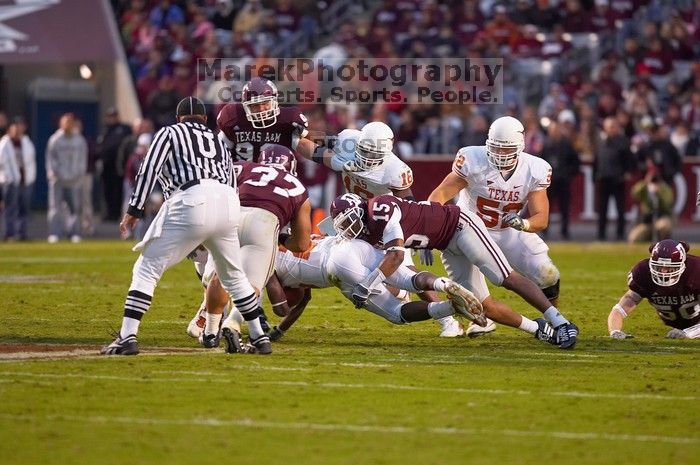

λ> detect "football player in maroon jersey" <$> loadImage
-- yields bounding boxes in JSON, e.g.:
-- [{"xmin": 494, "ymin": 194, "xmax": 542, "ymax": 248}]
[
  {"xmin": 330, "ymin": 193, "xmax": 580, "ymax": 348},
  {"xmin": 216, "ymin": 77, "xmax": 327, "ymax": 163},
  {"xmin": 608, "ymin": 240, "xmax": 700, "ymax": 339},
  {"xmin": 195, "ymin": 144, "xmax": 312, "ymax": 354}
]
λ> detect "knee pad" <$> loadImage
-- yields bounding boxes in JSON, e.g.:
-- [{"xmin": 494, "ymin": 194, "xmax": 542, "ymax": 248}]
[
  {"xmin": 537, "ymin": 262, "xmax": 560, "ymax": 288},
  {"xmin": 542, "ymin": 279, "xmax": 560, "ymax": 300}
]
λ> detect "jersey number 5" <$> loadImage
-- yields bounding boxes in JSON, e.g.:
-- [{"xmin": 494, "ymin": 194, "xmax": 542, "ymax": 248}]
[{"xmin": 477, "ymin": 197, "xmax": 524, "ymax": 228}]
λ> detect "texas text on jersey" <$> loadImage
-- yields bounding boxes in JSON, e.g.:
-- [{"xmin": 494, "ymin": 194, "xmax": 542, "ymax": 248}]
[
  {"xmin": 628, "ymin": 256, "xmax": 700, "ymax": 330},
  {"xmin": 452, "ymin": 146, "xmax": 552, "ymax": 229},
  {"xmin": 217, "ymin": 103, "xmax": 308, "ymax": 162},
  {"xmin": 235, "ymin": 161, "xmax": 309, "ymax": 227},
  {"xmin": 360, "ymin": 195, "xmax": 460, "ymax": 251}
]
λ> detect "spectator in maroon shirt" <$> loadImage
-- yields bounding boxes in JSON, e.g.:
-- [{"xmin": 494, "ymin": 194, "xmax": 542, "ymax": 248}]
[
  {"xmin": 274, "ymin": 0, "xmax": 300, "ymax": 35},
  {"xmin": 562, "ymin": 72, "xmax": 583, "ymax": 99},
  {"xmin": 452, "ymin": 0, "xmax": 484, "ymax": 45},
  {"xmin": 596, "ymin": 64, "xmax": 623, "ymax": 101},
  {"xmin": 541, "ymin": 24, "xmax": 573, "ymax": 59},
  {"xmin": 528, "ymin": 0, "xmax": 560, "ymax": 30},
  {"xmin": 598, "ymin": 92, "xmax": 620, "ymax": 119},
  {"xmin": 560, "ymin": 0, "xmax": 592, "ymax": 32},
  {"xmin": 372, "ymin": 0, "xmax": 400, "ymax": 29},
  {"xmin": 608, "ymin": 0, "xmax": 638, "ymax": 23},
  {"xmin": 511, "ymin": 24, "xmax": 542, "ymax": 58},
  {"xmin": 590, "ymin": 0, "xmax": 615, "ymax": 32},
  {"xmin": 484, "ymin": 5, "xmax": 520, "ymax": 48},
  {"xmin": 664, "ymin": 18, "xmax": 695, "ymax": 61}
]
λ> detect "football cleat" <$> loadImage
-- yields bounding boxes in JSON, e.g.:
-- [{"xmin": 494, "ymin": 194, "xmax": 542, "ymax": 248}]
[
  {"xmin": 444, "ymin": 282, "xmax": 487, "ymax": 327},
  {"xmin": 534, "ymin": 318, "xmax": 557, "ymax": 345},
  {"xmin": 438, "ymin": 317, "xmax": 465, "ymax": 338},
  {"xmin": 221, "ymin": 327, "xmax": 244, "ymax": 354},
  {"xmin": 187, "ymin": 307, "xmax": 206, "ymax": 339},
  {"xmin": 555, "ymin": 322, "xmax": 579, "ymax": 349},
  {"xmin": 199, "ymin": 331, "xmax": 220, "ymax": 349},
  {"xmin": 100, "ymin": 334, "xmax": 139, "ymax": 356},
  {"xmin": 466, "ymin": 319, "xmax": 497, "ymax": 338},
  {"xmin": 249, "ymin": 335, "xmax": 272, "ymax": 355}
]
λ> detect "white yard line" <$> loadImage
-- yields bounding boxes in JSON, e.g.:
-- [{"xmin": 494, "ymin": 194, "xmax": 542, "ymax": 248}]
[
  {"xmin": 0, "ymin": 412, "xmax": 695, "ymax": 445},
  {"xmin": 0, "ymin": 371, "xmax": 695, "ymax": 402}
]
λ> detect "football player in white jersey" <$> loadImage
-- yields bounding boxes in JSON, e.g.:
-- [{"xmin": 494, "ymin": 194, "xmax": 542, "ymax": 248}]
[
  {"xmin": 195, "ymin": 236, "xmax": 485, "ymax": 350},
  {"xmin": 304, "ymin": 121, "xmax": 463, "ymax": 337},
  {"xmin": 429, "ymin": 116, "xmax": 578, "ymax": 347}
]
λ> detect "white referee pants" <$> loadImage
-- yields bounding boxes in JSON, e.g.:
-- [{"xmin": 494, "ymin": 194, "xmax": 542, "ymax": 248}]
[{"xmin": 130, "ymin": 180, "xmax": 255, "ymax": 302}]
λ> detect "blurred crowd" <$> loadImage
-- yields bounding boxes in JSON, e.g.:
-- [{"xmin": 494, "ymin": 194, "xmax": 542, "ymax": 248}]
[{"xmin": 1, "ymin": 0, "xmax": 698, "ymax": 242}]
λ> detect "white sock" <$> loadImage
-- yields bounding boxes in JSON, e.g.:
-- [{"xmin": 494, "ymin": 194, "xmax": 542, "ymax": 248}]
[
  {"xmin": 204, "ymin": 312, "xmax": 222, "ymax": 335},
  {"xmin": 120, "ymin": 317, "xmax": 140, "ymax": 338},
  {"xmin": 543, "ymin": 306, "xmax": 569, "ymax": 327},
  {"xmin": 432, "ymin": 277, "xmax": 449, "ymax": 293},
  {"xmin": 246, "ymin": 317, "xmax": 265, "ymax": 340},
  {"xmin": 518, "ymin": 317, "xmax": 538, "ymax": 335},
  {"xmin": 428, "ymin": 301, "xmax": 454, "ymax": 320}
]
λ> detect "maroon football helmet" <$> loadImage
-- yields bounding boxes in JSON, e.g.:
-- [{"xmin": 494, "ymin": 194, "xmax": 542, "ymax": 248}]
[
  {"xmin": 259, "ymin": 144, "xmax": 297, "ymax": 177},
  {"xmin": 241, "ymin": 77, "xmax": 280, "ymax": 128},
  {"xmin": 330, "ymin": 193, "xmax": 366, "ymax": 240},
  {"xmin": 649, "ymin": 239, "xmax": 690, "ymax": 286}
]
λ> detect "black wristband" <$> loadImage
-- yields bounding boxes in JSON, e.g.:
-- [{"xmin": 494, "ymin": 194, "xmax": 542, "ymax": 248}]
[
  {"xmin": 127, "ymin": 204, "xmax": 145, "ymax": 218},
  {"xmin": 312, "ymin": 145, "xmax": 326, "ymax": 164},
  {"xmin": 278, "ymin": 233, "xmax": 291, "ymax": 246}
]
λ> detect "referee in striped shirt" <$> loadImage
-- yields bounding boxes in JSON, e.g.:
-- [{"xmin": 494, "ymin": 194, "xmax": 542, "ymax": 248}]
[{"xmin": 102, "ymin": 97, "xmax": 263, "ymax": 355}]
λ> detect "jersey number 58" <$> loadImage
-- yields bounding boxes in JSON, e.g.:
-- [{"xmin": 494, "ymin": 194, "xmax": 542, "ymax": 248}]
[{"xmin": 476, "ymin": 197, "xmax": 523, "ymax": 228}]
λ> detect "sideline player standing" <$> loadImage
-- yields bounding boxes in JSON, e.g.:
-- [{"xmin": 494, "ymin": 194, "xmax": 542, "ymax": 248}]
[
  {"xmin": 101, "ymin": 97, "xmax": 261, "ymax": 355},
  {"xmin": 429, "ymin": 116, "xmax": 573, "ymax": 341}
]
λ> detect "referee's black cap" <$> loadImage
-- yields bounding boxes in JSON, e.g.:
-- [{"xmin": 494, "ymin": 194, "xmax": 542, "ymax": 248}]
[{"xmin": 176, "ymin": 97, "xmax": 206, "ymax": 117}]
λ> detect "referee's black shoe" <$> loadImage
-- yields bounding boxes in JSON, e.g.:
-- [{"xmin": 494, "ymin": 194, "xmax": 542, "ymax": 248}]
[{"xmin": 100, "ymin": 334, "xmax": 139, "ymax": 355}]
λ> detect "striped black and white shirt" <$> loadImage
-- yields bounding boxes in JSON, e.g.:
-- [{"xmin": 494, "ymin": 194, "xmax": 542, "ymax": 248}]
[{"xmin": 127, "ymin": 121, "xmax": 231, "ymax": 217}]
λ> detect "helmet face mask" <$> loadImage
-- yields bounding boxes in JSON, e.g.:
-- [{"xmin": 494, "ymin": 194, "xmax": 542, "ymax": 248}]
[
  {"xmin": 330, "ymin": 194, "xmax": 365, "ymax": 240},
  {"xmin": 242, "ymin": 78, "xmax": 280, "ymax": 129},
  {"xmin": 486, "ymin": 116, "xmax": 525, "ymax": 171},
  {"xmin": 355, "ymin": 122, "xmax": 393, "ymax": 171},
  {"xmin": 649, "ymin": 240, "xmax": 688, "ymax": 287},
  {"xmin": 355, "ymin": 142, "xmax": 386, "ymax": 170},
  {"xmin": 259, "ymin": 144, "xmax": 297, "ymax": 176}
]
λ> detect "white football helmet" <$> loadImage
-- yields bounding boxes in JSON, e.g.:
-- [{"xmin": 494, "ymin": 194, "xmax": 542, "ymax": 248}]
[
  {"xmin": 486, "ymin": 116, "xmax": 525, "ymax": 171},
  {"xmin": 355, "ymin": 121, "xmax": 394, "ymax": 170}
]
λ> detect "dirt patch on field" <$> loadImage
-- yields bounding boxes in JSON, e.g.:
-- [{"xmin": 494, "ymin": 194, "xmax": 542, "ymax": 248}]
[
  {"xmin": 0, "ymin": 343, "xmax": 204, "ymax": 361},
  {"xmin": 0, "ymin": 343, "xmax": 96, "ymax": 354}
]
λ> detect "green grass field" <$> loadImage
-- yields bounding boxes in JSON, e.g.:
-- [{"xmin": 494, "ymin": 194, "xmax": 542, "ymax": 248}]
[{"xmin": 0, "ymin": 241, "xmax": 698, "ymax": 465}]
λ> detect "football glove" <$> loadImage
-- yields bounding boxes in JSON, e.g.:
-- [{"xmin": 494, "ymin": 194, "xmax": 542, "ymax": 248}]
[
  {"xmin": 343, "ymin": 160, "xmax": 362, "ymax": 173},
  {"xmin": 503, "ymin": 212, "xmax": 530, "ymax": 231},
  {"xmin": 350, "ymin": 269, "xmax": 385, "ymax": 308},
  {"xmin": 419, "ymin": 249, "xmax": 434, "ymax": 266},
  {"xmin": 610, "ymin": 329, "xmax": 633, "ymax": 339},
  {"xmin": 666, "ymin": 328, "xmax": 687, "ymax": 339}
]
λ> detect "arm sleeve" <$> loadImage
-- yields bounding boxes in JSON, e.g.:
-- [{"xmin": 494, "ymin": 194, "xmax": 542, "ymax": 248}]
[
  {"xmin": 381, "ymin": 207, "xmax": 404, "ymax": 245},
  {"xmin": 128, "ymin": 127, "xmax": 171, "ymax": 216},
  {"xmin": 389, "ymin": 164, "xmax": 413, "ymax": 190},
  {"xmin": 451, "ymin": 148, "xmax": 470, "ymax": 180},
  {"xmin": 531, "ymin": 159, "xmax": 552, "ymax": 191}
]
